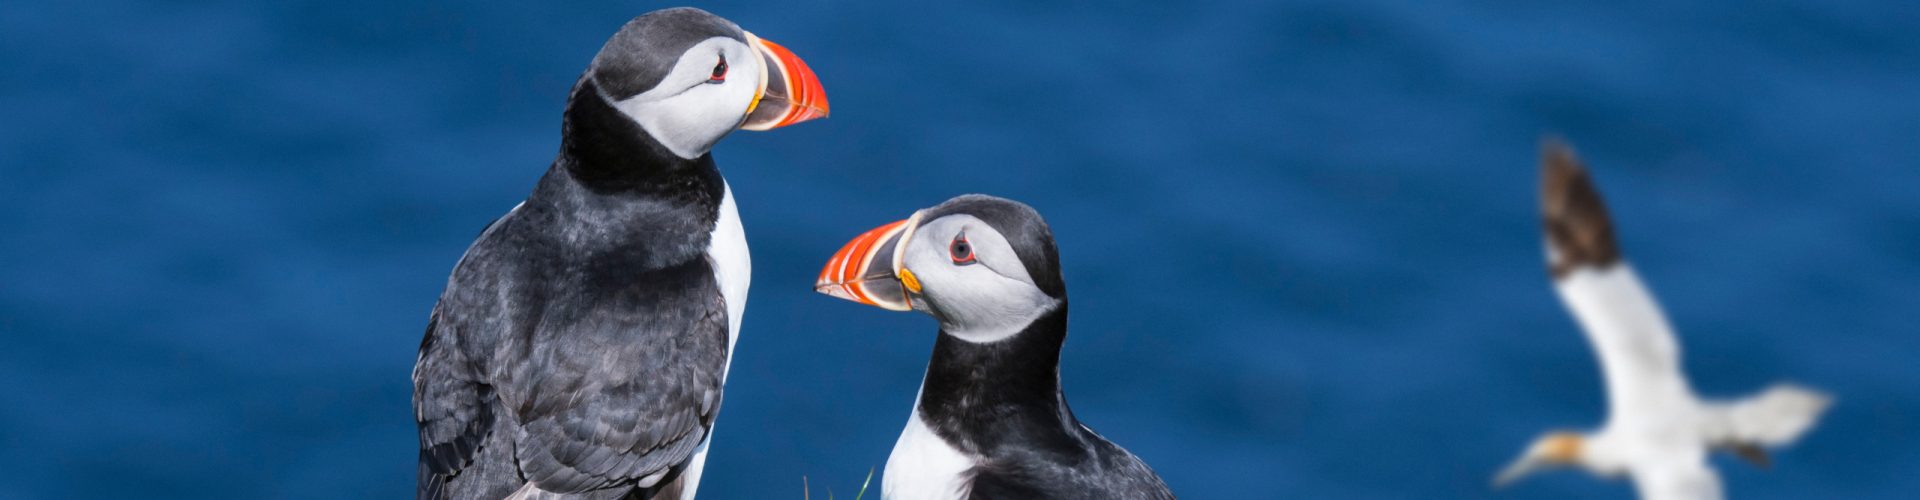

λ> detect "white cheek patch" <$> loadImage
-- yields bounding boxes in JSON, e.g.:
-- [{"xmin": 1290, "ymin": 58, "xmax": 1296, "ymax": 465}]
[
  {"xmin": 608, "ymin": 37, "xmax": 758, "ymax": 159},
  {"xmin": 928, "ymin": 272, "xmax": 1058, "ymax": 343},
  {"xmin": 963, "ymin": 223, "xmax": 1037, "ymax": 288},
  {"xmin": 904, "ymin": 216, "xmax": 1059, "ymax": 344}
]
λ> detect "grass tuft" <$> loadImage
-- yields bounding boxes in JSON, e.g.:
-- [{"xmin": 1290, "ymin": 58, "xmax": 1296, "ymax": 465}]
[{"xmin": 803, "ymin": 467, "xmax": 874, "ymax": 500}]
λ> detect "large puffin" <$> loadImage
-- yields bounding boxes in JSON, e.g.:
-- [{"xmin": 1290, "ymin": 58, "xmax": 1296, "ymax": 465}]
[
  {"xmin": 815, "ymin": 195, "xmax": 1176, "ymax": 500},
  {"xmin": 412, "ymin": 8, "xmax": 827, "ymax": 500}
]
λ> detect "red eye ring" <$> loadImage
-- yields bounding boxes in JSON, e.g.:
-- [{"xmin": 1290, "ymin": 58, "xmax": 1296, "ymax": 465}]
[
  {"xmin": 707, "ymin": 55, "xmax": 728, "ymax": 83},
  {"xmin": 949, "ymin": 234, "xmax": 976, "ymax": 265}
]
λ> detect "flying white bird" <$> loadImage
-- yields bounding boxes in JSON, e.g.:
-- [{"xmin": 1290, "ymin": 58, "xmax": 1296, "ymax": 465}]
[{"xmin": 1494, "ymin": 141, "xmax": 1832, "ymax": 500}]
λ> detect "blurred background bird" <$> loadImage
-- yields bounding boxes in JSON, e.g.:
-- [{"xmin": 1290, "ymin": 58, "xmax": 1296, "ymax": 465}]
[{"xmin": 1493, "ymin": 142, "xmax": 1832, "ymax": 499}]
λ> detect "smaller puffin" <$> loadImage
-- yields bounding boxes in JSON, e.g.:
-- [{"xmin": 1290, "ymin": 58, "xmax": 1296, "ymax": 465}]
[{"xmin": 815, "ymin": 195, "xmax": 1176, "ymax": 500}]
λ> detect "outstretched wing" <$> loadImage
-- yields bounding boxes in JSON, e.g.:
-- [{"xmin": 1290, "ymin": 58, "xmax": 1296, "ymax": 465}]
[
  {"xmin": 1540, "ymin": 142, "xmax": 1695, "ymax": 424},
  {"xmin": 504, "ymin": 262, "xmax": 731, "ymax": 495},
  {"xmin": 1706, "ymin": 383, "xmax": 1832, "ymax": 448}
]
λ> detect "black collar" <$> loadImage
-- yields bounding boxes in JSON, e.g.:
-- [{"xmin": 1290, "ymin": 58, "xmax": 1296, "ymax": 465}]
[
  {"xmin": 512, "ymin": 75, "xmax": 727, "ymax": 271},
  {"xmin": 918, "ymin": 305, "xmax": 1096, "ymax": 458}
]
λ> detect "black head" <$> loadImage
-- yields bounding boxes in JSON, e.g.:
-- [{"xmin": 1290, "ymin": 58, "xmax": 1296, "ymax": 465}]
[
  {"xmin": 575, "ymin": 7, "xmax": 829, "ymax": 161},
  {"xmin": 590, "ymin": 8, "xmax": 745, "ymax": 100}
]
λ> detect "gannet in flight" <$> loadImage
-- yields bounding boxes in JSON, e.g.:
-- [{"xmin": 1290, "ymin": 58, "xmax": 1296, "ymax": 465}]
[{"xmin": 1494, "ymin": 141, "xmax": 1832, "ymax": 500}]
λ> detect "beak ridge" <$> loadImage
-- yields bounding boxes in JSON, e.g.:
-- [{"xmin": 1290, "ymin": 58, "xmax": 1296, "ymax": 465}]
[
  {"xmin": 741, "ymin": 33, "xmax": 829, "ymax": 131},
  {"xmin": 816, "ymin": 218, "xmax": 913, "ymax": 311}
]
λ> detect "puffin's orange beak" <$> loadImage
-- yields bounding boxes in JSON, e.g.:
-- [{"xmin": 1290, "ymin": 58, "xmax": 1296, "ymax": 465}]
[
  {"xmin": 816, "ymin": 214, "xmax": 921, "ymax": 311},
  {"xmin": 741, "ymin": 33, "xmax": 829, "ymax": 131}
]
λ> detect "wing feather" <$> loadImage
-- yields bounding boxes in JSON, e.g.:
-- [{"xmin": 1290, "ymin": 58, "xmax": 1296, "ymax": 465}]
[
  {"xmin": 415, "ymin": 313, "xmax": 499, "ymax": 499},
  {"xmin": 1555, "ymin": 267, "xmax": 1695, "ymax": 424},
  {"xmin": 1541, "ymin": 142, "xmax": 1694, "ymax": 424},
  {"xmin": 504, "ymin": 268, "xmax": 729, "ymax": 495}
]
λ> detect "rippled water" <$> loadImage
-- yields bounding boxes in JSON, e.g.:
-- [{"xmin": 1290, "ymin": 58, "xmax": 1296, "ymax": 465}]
[{"xmin": 3, "ymin": 1, "xmax": 1916, "ymax": 498}]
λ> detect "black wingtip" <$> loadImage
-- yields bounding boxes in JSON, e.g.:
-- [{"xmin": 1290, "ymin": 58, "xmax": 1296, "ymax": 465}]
[{"xmin": 1540, "ymin": 138, "xmax": 1621, "ymax": 278}]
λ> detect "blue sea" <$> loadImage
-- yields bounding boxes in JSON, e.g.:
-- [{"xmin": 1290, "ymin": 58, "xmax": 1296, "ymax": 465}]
[{"xmin": 3, "ymin": 1, "xmax": 1916, "ymax": 498}]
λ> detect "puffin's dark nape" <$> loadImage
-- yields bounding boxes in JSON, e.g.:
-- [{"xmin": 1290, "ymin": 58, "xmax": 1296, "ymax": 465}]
[{"xmin": 560, "ymin": 76, "xmax": 710, "ymax": 194}]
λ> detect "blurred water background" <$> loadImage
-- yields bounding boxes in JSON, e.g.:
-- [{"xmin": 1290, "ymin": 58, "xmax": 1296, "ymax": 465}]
[{"xmin": 3, "ymin": 1, "xmax": 1917, "ymax": 498}]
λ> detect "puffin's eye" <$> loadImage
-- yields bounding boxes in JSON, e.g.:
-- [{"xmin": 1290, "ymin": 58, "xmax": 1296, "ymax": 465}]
[
  {"xmin": 707, "ymin": 55, "xmax": 727, "ymax": 84},
  {"xmin": 949, "ymin": 233, "xmax": 976, "ymax": 265}
]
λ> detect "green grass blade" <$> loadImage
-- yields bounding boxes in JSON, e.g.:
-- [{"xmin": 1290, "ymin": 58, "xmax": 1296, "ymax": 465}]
[{"xmin": 853, "ymin": 467, "xmax": 874, "ymax": 500}]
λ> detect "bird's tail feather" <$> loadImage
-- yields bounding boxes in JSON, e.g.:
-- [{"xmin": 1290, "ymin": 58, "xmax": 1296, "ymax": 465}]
[{"xmin": 1707, "ymin": 383, "xmax": 1832, "ymax": 448}]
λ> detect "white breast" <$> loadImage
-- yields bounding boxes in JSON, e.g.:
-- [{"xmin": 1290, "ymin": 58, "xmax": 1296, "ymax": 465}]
[
  {"xmin": 883, "ymin": 393, "xmax": 977, "ymax": 500},
  {"xmin": 679, "ymin": 182, "xmax": 750, "ymax": 500},
  {"xmin": 707, "ymin": 182, "xmax": 751, "ymax": 377}
]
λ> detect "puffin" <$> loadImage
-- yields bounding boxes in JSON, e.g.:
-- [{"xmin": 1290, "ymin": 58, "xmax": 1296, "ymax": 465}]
[
  {"xmin": 412, "ymin": 8, "xmax": 827, "ymax": 500},
  {"xmin": 1493, "ymin": 141, "xmax": 1830, "ymax": 500},
  {"xmin": 814, "ymin": 194, "xmax": 1177, "ymax": 500}
]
